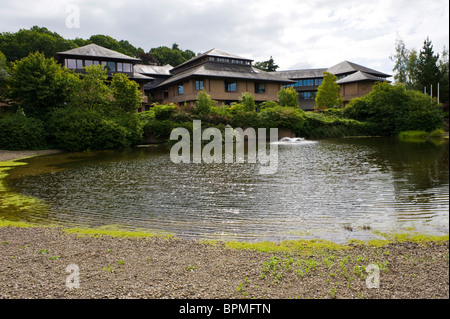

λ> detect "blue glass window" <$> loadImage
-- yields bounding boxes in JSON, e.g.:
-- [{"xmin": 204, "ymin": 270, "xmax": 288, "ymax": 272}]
[
  {"xmin": 225, "ymin": 81, "xmax": 237, "ymax": 92},
  {"xmin": 178, "ymin": 83, "xmax": 184, "ymax": 95}
]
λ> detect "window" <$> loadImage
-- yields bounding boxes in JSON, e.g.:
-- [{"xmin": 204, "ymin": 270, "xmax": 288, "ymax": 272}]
[
  {"xmin": 66, "ymin": 59, "xmax": 83, "ymax": 69},
  {"xmin": 209, "ymin": 57, "xmax": 215, "ymax": 61},
  {"xmin": 225, "ymin": 81, "xmax": 237, "ymax": 92},
  {"xmin": 117, "ymin": 62, "xmax": 123, "ymax": 72},
  {"xmin": 195, "ymin": 80, "xmax": 204, "ymax": 90},
  {"xmin": 66, "ymin": 59, "xmax": 77, "ymax": 69},
  {"xmin": 218, "ymin": 58, "xmax": 230, "ymax": 63},
  {"xmin": 107, "ymin": 61, "xmax": 116, "ymax": 72},
  {"xmin": 315, "ymin": 78, "xmax": 323, "ymax": 86},
  {"xmin": 303, "ymin": 79, "xmax": 314, "ymax": 86},
  {"xmin": 178, "ymin": 83, "xmax": 184, "ymax": 95},
  {"xmin": 93, "ymin": 61, "xmax": 100, "ymax": 65},
  {"xmin": 85, "ymin": 60, "xmax": 94, "ymax": 67},
  {"xmin": 299, "ymin": 91, "xmax": 317, "ymax": 100},
  {"xmin": 123, "ymin": 63, "xmax": 132, "ymax": 73},
  {"xmin": 255, "ymin": 82, "xmax": 265, "ymax": 93}
]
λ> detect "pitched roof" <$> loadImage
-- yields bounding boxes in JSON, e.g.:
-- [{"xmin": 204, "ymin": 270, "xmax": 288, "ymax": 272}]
[
  {"xmin": 134, "ymin": 64, "xmax": 173, "ymax": 76},
  {"xmin": 57, "ymin": 43, "xmax": 140, "ymax": 62},
  {"xmin": 336, "ymin": 70, "xmax": 389, "ymax": 84},
  {"xmin": 275, "ymin": 68, "xmax": 328, "ymax": 79},
  {"xmin": 327, "ymin": 61, "xmax": 390, "ymax": 77},
  {"xmin": 171, "ymin": 48, "xmax": 253, "ymax": 72},
  {"xmin": 156, "ymin": 62, "xmax": 293, "ymax": 88}
]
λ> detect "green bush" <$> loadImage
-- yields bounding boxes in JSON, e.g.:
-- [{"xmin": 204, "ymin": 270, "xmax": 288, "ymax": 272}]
[
  {"xmin": 194, "ymin": 90, "xmax": 216, "ymax": 116},
  {"xmin": 152, "ymin": 103, "xmax": 177, "ymax": 120},
  {"xmin": 344, "ymin": 82, "xmax": 443, "ymax": 135},
  {"xmin": 48, "ymin": 107, "xmax": 142, "ymax": 151},
  {"xmin": 299, "ymin": 112, "xmax": 380, "ymax": 138},
  {"xmin": 257, "ymin": 106, "xmax": 305, "ymax": 134},
  {"xmin": 0, "ymin": 112, "xmax": 47, "ymax": 150},
  {"xmin": 143, "ymin": 119, "xmax": 175, "ymax": 140}
]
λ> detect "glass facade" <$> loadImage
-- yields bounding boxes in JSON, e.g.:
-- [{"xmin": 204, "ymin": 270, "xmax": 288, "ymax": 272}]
[
  {"xmin": 64, "ymin": 59, "xmax": 133, "ymax": 73},
  {"xmin": 284, "ymin": 78, "xmax": 322, "ymax": 88},
  {"xmin": 298, "ymin": 91, "xmax": 317, "ymax": 100}
]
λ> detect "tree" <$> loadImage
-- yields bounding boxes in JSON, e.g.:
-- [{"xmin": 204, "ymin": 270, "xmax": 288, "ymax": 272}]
[
  {"xmin": 417, "ymin": 37, "xmax": 441, "ymax": 97},
  {"xmin": 390, "ymin": 37, "xmax": 409, "ymax": 85},
  {"xmin": 315, "ymin": 72, "xmax": 343, "ymax": 110},
  {"xmin": 8, "ymin": 51, "xmax": 79, "ymax": 118},
  {"xmin": 278, "ymin": 87, "xmax": 299, "ymax": 108},
  {"xmin": 194, "ymin": 90, "xmax": 216, "ymax": 115},
  {"xmin": 239, "ymin": 92, "xmax": 256, "ymax": 111},
  {"xmin": 137, "ymin": 51, "xmax": 159, "ymax": 65},
  {"xmin": 150, "ymin": 44, "xmax": 196, "ymax": 67},
  {"xmin": 0, "ymin": 51, "xmax": 8, "ymax": 104},
  {"xmin": 254, "ymin": 56, "xmax": 279, "ymax": 72},
  {"xmin": 0, "ymin": 26, "xmax": 77, "ymax": 61},
  {"xmin": 438, "ymin": 47, "xmax": 449, "ymax": 104},
  {"xmin": 110, "ymin": 73, "xmax": 143, "ymax": 112},
  {"xmin": 72, "ymin": 65, "xmax": 110, "ymax": 110}
]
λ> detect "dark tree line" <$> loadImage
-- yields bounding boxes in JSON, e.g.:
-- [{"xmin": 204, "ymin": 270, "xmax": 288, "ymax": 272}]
[{"xmin": 0, "ymin": 26, "xmax": 196, "ymax": 67}]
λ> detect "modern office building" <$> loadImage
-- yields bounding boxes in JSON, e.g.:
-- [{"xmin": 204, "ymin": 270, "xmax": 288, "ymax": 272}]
[
  {"xmin": 277, "ymin": 61, "xmax": 391, "ymax": 110},
  {"xmin": 57, "ymin": 44, "xmax": 390, "ymax": 111}
]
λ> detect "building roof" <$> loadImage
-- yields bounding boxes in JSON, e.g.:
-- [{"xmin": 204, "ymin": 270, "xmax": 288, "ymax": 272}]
[
  {"xmin": 57, "ymin": 44, "xmax": 140, "ymax": 62},
  {"xmin": 134, "ymin": 64, "xmax": 173, "ymax": 76},
  {"xmin": 327, "ymin": 61, "xmax": 390, "ymax": 78},
  {"xmin": 275, "ymin": 68, "xmax": 327, "ymax": 79},
  {"xmin": 130, "ymin": 72, "xmax": 155, "ymax": 81},
  {"xmin": 156, "ymin": 62, "xmax": 293, "ymax": 88},
  {"xmin": 171, "ymin": 48, "xmax": 253, "ymax": 72},
  {"xmin": 336, "ymin": 70, "xmax": 389, "ymax": 84}
]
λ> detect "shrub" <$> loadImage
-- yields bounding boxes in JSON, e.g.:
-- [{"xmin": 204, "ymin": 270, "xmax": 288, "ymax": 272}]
[
  {"xmin": 344, "ymin": 82, "xmax": 443, "ymax": 135},
  {"xmin": 143, "ymin": 119, "xmax": 175, "ymax": 140},
  {"xmin": 151, "ymin": 103, "xmax": 177, "ymax": 120},
  {"xmin": 194, "ymin": 90, "xmax": 216, "ymax": 116},
  {"xmin": 257, "ymin": 106, "xmax": 305, "ymax": 134},
  {"xmin": 0, "ymin": 111, "xmax": 47, "ymax": 150},
  {"xmin": 48, "ymin": 107, "xmax": 141, "ymax": 151},
  {"xmin": 239, "ymin": 92, "xmax": 256, "ymax": 112}
]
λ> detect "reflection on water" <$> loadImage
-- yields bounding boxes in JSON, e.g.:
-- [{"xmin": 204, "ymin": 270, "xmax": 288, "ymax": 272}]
[{"xmin": 3, "ymin": 138, "xmax": 449, "ymax": 242}]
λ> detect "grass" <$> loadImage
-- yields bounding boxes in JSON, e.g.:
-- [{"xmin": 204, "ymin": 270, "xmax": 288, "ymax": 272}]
[
  {"xmin": 62, "ymin": 225, "xmax": 174, "ymax": 239},
  {"xmin": 398, "ymin": 129, "xmax": 445, "ymax": 142}
]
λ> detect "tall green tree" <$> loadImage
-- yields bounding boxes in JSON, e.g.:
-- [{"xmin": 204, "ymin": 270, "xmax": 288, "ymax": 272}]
[
  {"xmin": 110, "ymin": 73, "xmax": 143, "ymax": 112},
  {"xmin": 315, "ymin": 72, "xmax": 343, "ymax": 110},
  {"xmin": 7, "ymin": 51, "xmax": 79, "ymax": 118},
  {"xmin": 417, "ymin": 37, "xmax": 441, "ymax": 97},
  {"xmin": 278, "ymin": 87, "xmax": 299, "ymax": 108},
  {"xmin": 254, "ymin": 56, "xmax": 279, "ymax": 72}
]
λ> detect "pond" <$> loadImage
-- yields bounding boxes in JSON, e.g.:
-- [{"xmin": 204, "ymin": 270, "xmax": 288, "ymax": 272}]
[{"xmin": 2, "ymin": 137, "xmax": 449, "ymax": 243}]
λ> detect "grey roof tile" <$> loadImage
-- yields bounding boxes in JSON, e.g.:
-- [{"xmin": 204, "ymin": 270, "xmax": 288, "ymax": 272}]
[{"xmin": 57, "ymin": 44, "xmax": 140, "ymax": 62}]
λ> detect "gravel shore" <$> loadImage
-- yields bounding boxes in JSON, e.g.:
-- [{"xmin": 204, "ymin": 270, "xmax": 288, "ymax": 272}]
[
  {"xmin": 0, "ymin": 226, "xmax": 448, "ymax": 299},
  {"xmin": 0, "ymin": 149, "xmax": 62, "ymax": 162}
]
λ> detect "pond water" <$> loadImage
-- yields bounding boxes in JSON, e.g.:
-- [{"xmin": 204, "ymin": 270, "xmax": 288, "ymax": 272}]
[{"xmin": 2, "ymin": 137, "xmax": 449, "ymax": 243}]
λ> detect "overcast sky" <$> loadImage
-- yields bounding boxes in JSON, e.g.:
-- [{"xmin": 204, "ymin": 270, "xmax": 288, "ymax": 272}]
[{"xmin": 1, "ymin": 0, "xmax": 449, "ymax": 75}]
